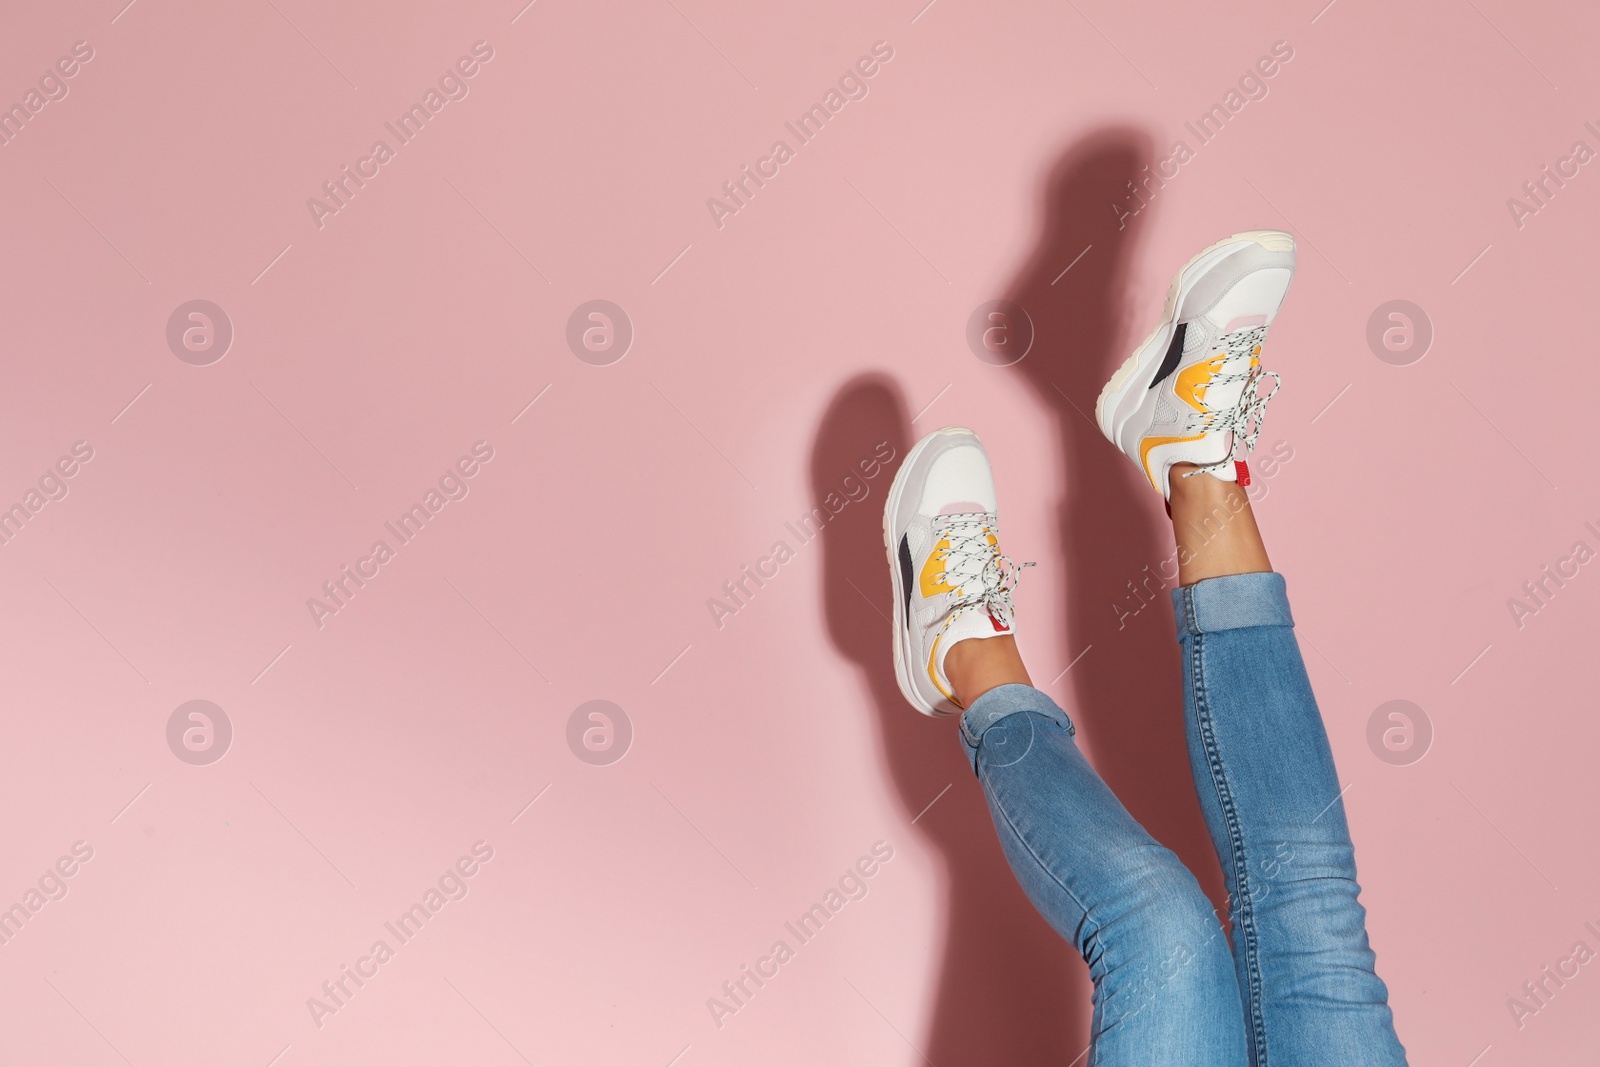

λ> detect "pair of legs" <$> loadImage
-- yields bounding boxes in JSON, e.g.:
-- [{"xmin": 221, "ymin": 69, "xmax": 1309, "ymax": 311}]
[
  {"xmin": 946, "ymin": 469, "xmax": 1406, "ymax": 1065},
  {"xmin": 945, "ymin": 465, "xmax": 1268, "ymax": 695}
]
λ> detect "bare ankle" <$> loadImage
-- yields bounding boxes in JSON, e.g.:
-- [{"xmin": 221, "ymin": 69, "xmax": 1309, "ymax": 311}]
[
  {"xmin": 1168, "ymin": 463, "xmax": 1272, "ymax": 586},
  {"xmin": 944, "ymin": 635, "xmax": 1032, "ymax": 709}
]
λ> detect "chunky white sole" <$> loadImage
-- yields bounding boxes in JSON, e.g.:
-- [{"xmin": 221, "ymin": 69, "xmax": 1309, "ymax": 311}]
[
  {"xmin": 1095, "ymin": 230, "xmax": 1295, "ymax": 447},
  {"xmin": 882, "ymin": 426, "xmax": 970, "ymax": 718}
]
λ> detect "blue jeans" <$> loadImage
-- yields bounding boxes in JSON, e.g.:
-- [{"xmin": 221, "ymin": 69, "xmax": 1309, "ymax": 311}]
[{"xmin": 958, "ymin": 573, "xmax": 1406, "ymax": 1066}]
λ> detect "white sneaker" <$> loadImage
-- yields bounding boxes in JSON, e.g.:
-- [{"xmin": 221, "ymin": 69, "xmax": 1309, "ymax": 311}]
[
  {"xmin": 883, "ymin": 428, "xmax": 1030, "ymax": 717},
  {"xmin": 1096, "ymin": 230, "xmax": 1296, "ymax": 498}
]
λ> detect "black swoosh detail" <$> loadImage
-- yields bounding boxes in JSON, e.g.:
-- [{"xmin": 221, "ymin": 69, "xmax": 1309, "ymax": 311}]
[
  {"xmin": 1147, "ymin": 321, "xmax": 1187, "ymax": 389},
  {"xmin": 898, "ymin": 536, "xmax": 915, "ymax": 619}
]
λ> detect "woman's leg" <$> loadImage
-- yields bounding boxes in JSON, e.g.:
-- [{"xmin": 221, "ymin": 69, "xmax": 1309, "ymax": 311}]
[
  {"xmin": 1166, "ymin": 466, "xmax": 1407, "ymax": 1066},
  {"xmin": 886, "ymin": 427, "xmax": 1246, "ymax": 1063},
  {"xmin": 946, "ymin": 652, "xmax": 1248, "ymax": 1065}
]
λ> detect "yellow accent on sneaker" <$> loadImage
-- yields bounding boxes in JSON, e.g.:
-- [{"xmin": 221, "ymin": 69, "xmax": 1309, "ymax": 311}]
[
  {"xmin": 1139, "ymin": 432, "xmax": 1207, "ymax": 491},
  {"xmin": 926, "ymin": 632, "xmax": 960, "ymax": 707},
  {"xmin": 1175, "ymin": 355, "xmax": 1226, "ymax": 413},
  {"xmin": 919, "ymin": 538, "xmax": 955, "ymax": 598}
]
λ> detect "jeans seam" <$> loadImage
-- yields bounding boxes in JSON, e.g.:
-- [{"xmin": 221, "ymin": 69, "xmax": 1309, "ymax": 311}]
[{"xmin": 1190, "ymin": 631, "xmax": 1270, "ymax": 1065}]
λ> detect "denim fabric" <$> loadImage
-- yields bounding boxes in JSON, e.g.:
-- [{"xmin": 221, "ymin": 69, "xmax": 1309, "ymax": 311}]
[
  {"xmin": 957, "ymin": 573, "xmax": 1406, "ymax": 1066},
  {"xmin": 1174, "ymin": 572, "xmax": 1406, "ymax": 1066}
]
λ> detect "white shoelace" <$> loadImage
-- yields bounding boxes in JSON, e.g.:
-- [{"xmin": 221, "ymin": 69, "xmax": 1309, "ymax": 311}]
[
  {"xmin": 932, "ymin": 512, "xmax": 1033, "ymax": 628},
  {"xmin": 1182, "ymin": 326, "xmax": 1282, "ymax": 481}
]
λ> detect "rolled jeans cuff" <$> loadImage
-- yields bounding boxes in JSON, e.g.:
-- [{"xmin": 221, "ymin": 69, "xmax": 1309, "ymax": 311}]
[
  {"xmin": 1171, "ymin": 571, "xmax": 1294, "ymax": 639},
  {"xmin": 958, "ymin": 683, "xmax": 1075, "ymax": 775}
]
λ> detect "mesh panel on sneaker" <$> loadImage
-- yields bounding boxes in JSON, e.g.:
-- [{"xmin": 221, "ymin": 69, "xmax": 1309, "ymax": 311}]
[
  {"xmin": 906, "ymin": 519, "xmax": 932, "ymax": 562},
  {"xmin": 1153, "ymin": 390, "xmax": 1185, "ymax": 425}
]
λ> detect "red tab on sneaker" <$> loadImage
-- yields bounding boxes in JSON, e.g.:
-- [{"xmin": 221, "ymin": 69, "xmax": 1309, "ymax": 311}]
[{"xmin": 1235, "ymin": 460, "xmax": 1251, "ymax": 486}]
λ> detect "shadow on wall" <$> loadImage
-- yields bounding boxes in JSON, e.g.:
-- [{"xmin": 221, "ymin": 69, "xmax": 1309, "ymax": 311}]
[
  {"xmin": 812, "ymin": 375, "xmax": 1084, "ymax": 1065},
  {"xmin": 810, "ymin": 128, "xmax": 1230, "ymax": 1061},
  {"xmin": 1001, "ymin": 127, "xmax": 1227, "ymax": 913}
]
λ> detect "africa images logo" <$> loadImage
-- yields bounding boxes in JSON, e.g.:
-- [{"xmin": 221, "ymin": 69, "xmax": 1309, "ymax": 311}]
[
  {"xmin": 705, "ymin": 841, "xmax": 894, "ymax": 1029},
  {"xmin": 306, "ymin": 841, "xmax": 496, "ymax": 1029},
  {"xmin": 705, "ymin": 41, "xmax": 895, "ymax": 230},
  {"xmin": 305, "ymin": 41, "xmax": 496, "ymax": 230},
  {"xmin": 1113, "ymin": 40, "xmax": 1294, "ymax": 229},
  {"xmin": 0, "ymin": 39, "xmax": 95, "ymax": 148},
  {"xmin": 305, "ymin": 442, "xmax": 495, "ymax": 629},
  {"xmin": 706, "ymin": 442, "xmax": 895, "ymax": 629}
]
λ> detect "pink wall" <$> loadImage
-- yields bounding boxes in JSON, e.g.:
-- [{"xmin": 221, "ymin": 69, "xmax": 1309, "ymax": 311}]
[{"xmin": 0, "ymin": 0, "xmax": 1595, "ymax": 1063}]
